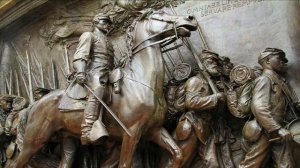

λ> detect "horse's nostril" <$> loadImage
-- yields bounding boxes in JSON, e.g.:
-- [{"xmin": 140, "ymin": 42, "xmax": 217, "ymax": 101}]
[{"xmin": 187, "ymin": 16, "xmax": 194, "ymax": 20}]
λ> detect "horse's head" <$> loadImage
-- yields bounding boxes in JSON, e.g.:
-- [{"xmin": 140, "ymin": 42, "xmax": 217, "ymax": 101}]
[
  {"xmin": 146, "ymin": 10, "xmax": 197, "ymax": 38},
  {"xmin": 127, "ymin": 9, "xmax": 197, "ymax": 54}
]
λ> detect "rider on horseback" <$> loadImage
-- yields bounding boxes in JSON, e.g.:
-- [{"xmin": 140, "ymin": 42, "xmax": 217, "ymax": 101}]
[{"xmin": 73, "ymin": 13, "xmax": 115, "ymax": 145}]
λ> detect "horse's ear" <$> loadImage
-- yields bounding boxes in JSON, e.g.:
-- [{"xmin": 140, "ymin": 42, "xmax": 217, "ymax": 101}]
[{"xmin": 137, "ymin": 8, "xmax": 153, "ymax": 20}]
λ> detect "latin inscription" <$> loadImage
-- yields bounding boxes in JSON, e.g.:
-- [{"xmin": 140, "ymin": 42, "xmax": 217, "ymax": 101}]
[{"xmin": 186, "ymin": 0, "xmax": 264, "ymax": 16}]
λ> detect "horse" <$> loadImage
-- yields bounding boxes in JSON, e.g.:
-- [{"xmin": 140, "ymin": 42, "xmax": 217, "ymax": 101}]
[{"xmin": 12, "ymin": 10, "xmax": 197, "ymax": 168}]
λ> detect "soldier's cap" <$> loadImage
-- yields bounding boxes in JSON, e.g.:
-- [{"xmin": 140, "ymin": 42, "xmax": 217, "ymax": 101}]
[
  {"xmin": 258, "ymin": 48, "xmax": 288, "ymax": 64},
  {"xmin": 200, "ymin": 49, "xmax": 220, "ymax": 60},
  {"xmin": 34, "ymin": 87, "xmax": 51, "ymax": 94},
  {"xmin": 0, "ymin": 95, "xmax": 15, "ymax": 102},
  {"xmin": 93, "ymin": 13, "xmax": 112, "ymax": 24},
  {"xmin": 220, "ymin": 56, "xmax": 231, "ymax": 63}
]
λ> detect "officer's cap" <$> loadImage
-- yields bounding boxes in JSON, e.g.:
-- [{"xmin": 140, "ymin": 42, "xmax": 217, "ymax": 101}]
[{"xmin": 93, "ymin": 13, "xmax": 112, "ymax": 24}]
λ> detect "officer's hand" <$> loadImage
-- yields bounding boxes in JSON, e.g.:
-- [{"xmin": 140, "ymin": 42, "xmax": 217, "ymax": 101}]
[
  {"xmin": 216, "ymin": 92, "xmax": 226, "ymax": 102},
  {"xmin": 278, "ymin": 128, "xmax": 292, "ymax": 141},
  {"xmin": 4, "ymin": 127, "xmax": 11, "ymax": 136},
  {"xmin": 76, "ymin": 73, "xmax": 87, "ymax": 85}
]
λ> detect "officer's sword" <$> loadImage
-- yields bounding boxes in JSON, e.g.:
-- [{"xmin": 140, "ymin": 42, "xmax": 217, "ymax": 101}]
[{"xmin": 83, "ymin": 84, "xmax": 132, "ymax": 137}]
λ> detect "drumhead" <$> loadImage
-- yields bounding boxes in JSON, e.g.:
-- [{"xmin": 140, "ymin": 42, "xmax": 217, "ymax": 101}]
[{"xmin": 287, "ymin": 118, "xmax": 300, "ymax": 144}]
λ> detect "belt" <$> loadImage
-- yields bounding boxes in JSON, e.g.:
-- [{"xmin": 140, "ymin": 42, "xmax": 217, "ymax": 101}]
[{"xmin": 92, "ymin": 56, "xmax": 113, "ymax": 62}]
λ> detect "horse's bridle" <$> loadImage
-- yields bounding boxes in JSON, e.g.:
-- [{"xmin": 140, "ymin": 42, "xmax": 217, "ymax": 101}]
[{"xmin": 130, "ymin": 10, "xmax": 180, "ymax": 55}]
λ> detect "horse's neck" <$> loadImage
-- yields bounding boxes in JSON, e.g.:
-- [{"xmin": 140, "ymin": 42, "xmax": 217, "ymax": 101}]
[{"xmin": 127, "ymin": 44, "xmax": 164, "ymax": 92}]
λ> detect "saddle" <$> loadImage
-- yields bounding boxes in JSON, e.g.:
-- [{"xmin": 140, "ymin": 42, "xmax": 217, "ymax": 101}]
[{"xmin": 59, "ymin": 68, "xmax": 123, "ymax": 111}]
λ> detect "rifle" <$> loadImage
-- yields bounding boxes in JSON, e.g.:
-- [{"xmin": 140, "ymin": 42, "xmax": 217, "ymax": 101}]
[
  {"xmin": 168, "ymin": 3, "xmax": 219, "ymax": 94},
  {"xmin": 26, "ymin": 50, "xmax": 34, "ymax": 103}
]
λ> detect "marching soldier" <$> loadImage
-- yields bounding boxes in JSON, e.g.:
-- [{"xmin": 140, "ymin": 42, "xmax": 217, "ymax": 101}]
[
  {"xmin": 164, "ymin": 50, "xmax": 226, "ymax": 167},
  {"xmin": 0, "ymin": 95, "xmax": 14, "ymax": 167},
  {"xmin": 240, "ymin": 48, "xmax": 296, "ymax": 168}
]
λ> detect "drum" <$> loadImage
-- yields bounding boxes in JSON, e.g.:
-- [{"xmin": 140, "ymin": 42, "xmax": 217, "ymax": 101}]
[{"xmin": 287, "ymin": 118, "xmax": 300, "ymax": 144}]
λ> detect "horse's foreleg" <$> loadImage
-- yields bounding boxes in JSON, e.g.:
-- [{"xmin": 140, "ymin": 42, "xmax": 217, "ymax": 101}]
[
  {"xmin": 59, "ymin": 137, "xmax": 76, "ymax": 168},
  {"xmin": 15, "ymin": 119, "xmax": 56, "ymax": 168},
  {"xmin": 150, "ymin": 128, "xmax": 183, "ymax": 168},
  {"xmin": 119, "ymin": 123, "xmax": 143, "ymax": 168}
]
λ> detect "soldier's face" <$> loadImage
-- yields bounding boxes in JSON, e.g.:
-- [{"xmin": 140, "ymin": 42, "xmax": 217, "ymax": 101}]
[
  {"xmin": 223, "ymin": 62, "xmax": 234, "ymax": 76},
  {"xmin": 95, "ymin": 20, "xmax": 112, "ymax": 34},
  {"xmin": 0, "ymin": 100, "xmax": 12, "ymax": 112},
  {"xmin": 203, "ymin": 58, "xmax": 222, "ymax": 76},
  {"xmin": 268, "ymin": 55, "xmax": 287, "ymax": 73}
]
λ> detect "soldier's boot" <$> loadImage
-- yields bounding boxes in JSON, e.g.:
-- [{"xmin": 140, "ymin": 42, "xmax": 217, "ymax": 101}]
[{"xmin": 81, "ymin": 86, "xmax": 108, "ymax": 145}]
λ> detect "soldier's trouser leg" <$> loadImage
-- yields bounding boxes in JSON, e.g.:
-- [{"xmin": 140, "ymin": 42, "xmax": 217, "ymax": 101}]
[
  {"xmin": 239, "ymin": 134, "xmax": 270, "ymax": 168},
  {"xmin": 81, "ymin": 85, "xmax": 106, "ymax": 145},
  {"xmin": 272, "ymin": 141, "xmax": 294, "ymax": 168}
]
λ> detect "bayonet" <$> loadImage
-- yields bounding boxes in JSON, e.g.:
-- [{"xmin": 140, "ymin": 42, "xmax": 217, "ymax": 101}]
[
  {"xmin": 4, "ymin": 72, "xmax": 10, "ymax": 94},
  {"xmin": 26, "ymin": 50, "xmax": 34, "ymax": 103},
  {"xmin": 3, "ymin": 72, "xmax": 7, "ymax": 94},
  {"xmin": 11, "ymin": 42, "xmax": 26, "ymax": 66},
  {"xmin": 51, "ymin": 59, "xmax": 58, "ymax": 89},
  {"xmin": 64, "ymin": 45, "xmax": 71, "ymax": 74},
  {"xmin": 40, "ymin": 64, "xmax": 45, "ymax": 88},
  {"xmin": 9, "ymin": 70, "xmax": 12, "ymax": 95},
  {"xmin": 18, "ymin": 66, "xmax": 29, "ymax": 98},
  {"xmin": 194, "ymin": 18, "xmax": 209, "ymax": 50},
  {"xmin": 31, "ymin": 72, "xmax": 38, "ymax": 87},
  {"xmin": 15, "ymin": 70, "xmax": 20, "ymax": 96}
]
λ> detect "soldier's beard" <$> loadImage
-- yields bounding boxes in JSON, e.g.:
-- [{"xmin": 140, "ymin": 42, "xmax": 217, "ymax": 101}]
[{"xmin": 207, "ymin": 67, "xmax": 222, "ymax": 77}]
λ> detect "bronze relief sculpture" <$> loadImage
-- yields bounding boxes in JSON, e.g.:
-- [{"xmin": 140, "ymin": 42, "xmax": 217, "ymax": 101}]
[
  {"xmin": 0, "ymin": 1, "xmax": 300, "ymax": 168},
  {"xmin": 9, "ymin": 10, "xmax": 197, "ymax": 168}
]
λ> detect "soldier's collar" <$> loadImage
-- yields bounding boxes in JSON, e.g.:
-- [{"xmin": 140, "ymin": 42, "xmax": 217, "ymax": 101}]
[{"xmin": 263, "ymin": 69, "xmax": 285, "ymax": 82}]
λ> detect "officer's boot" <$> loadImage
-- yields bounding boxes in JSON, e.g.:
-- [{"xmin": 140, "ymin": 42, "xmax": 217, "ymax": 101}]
[{"xmin": 81, "ymin": 85, "xmax": 107, "ymax": 145}]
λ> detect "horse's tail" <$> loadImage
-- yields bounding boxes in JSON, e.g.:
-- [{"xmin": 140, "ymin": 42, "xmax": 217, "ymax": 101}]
[{"xmin": 16, "ymin": 105, "xmax": 32, "ymax": 151}]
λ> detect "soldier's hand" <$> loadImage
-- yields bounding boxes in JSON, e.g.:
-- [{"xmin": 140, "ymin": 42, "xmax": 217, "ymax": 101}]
[
  {"xmin": 0, "ymin": 126, "xmax": 4, "ymax": 135},
  {"xmin": 278, "ymin": 128, "xmax": 292, "ymax": 141},
  {"xmin": 294, "ymin": 102, "xmax": 300, "ymax": 111},
  {"xmin": 76, "ymin": 72, "xmax": 87, "ymax": 85},
  {"xmin": 216, "ymin": 92, "xmax": 226, "ymax": 102}
]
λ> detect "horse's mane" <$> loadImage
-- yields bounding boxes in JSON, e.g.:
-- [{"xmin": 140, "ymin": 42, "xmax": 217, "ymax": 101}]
[{"xmin": 126, "ymin": 9, "xmax": 155, "ymax": 59}]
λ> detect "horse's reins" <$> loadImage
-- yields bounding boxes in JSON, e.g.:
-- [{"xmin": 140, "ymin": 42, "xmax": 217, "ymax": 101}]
[{"xmin": 131, "ymin": 13, "xmax": 180, "ymax": 55}]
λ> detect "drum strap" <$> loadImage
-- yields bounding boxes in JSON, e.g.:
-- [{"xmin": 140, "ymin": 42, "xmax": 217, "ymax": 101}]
[{"xmin": 264, "ymin": 71, "xmax": 298, "ymax": 118}]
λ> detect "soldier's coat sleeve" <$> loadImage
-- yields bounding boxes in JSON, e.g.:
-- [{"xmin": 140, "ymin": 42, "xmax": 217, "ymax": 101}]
[
  {"xmin": 73, "ymin": 32, "xmax": 93, "ymax": 62},
  {"xmin": 251, "ymin": 76, "xmax": 281, "ymax": 133},
  {"xmin": 184, "ymin": 76, "xmax": 218, "ymax": 111}
]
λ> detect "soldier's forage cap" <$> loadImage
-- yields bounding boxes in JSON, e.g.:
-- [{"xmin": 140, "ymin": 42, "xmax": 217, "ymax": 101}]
[
  {"xmin": 220, "ymin": 56, "xmax": 230, "ymax": 63},
  {"xmin": 258, "ymin": 48, "xmax": 287, "ymax": 64},
  {"xmin": 0, "ymin": 95, "xmax": 15, "ymax": 102},
  {"xmin": 93, "ymin": 13, "xmax": 112, "ymax": 24},
  {"xmin": 200, "ymin": 49, "xmax": 221, "ymax": 62},
  {"xmin": 34, "ymin": 87, "xmax": 51, "ymax": 94}
]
